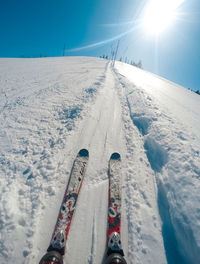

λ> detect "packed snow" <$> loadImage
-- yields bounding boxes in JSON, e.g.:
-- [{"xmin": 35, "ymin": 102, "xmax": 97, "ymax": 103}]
[{"xmin": 0, "ymin": 57, "xmax": 199, "ymax": 264}]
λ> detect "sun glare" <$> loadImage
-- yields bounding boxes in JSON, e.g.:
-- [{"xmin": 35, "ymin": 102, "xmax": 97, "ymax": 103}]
[{"xmin": 143, "ymin": 0, "xmax": 184, "ymax": 35}]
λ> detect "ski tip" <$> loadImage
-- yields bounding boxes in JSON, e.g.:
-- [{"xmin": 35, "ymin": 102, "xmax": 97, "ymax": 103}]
[
  {"xmin": 79, "ymin": 149, "xmax": 89, "ymax": 157},
  {"xmin": 110, "ymin": 152, "xmax": 121, "ymax": 160}
]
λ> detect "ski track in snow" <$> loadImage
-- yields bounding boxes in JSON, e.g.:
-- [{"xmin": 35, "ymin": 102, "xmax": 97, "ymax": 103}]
[{"xmin": 0, "ymin": 57, "xmax": 200, "ymax": 264}]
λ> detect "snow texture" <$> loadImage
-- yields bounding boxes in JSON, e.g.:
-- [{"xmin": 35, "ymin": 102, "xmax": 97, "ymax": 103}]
[{"xmin": 0, "ymin": 57, "xmax": 199, "ymax": 264}]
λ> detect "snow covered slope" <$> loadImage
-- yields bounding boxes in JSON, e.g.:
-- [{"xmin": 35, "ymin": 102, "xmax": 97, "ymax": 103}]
[{"xmin": 0, "ymin": 57, "xmax": 199, "ymax": 264}]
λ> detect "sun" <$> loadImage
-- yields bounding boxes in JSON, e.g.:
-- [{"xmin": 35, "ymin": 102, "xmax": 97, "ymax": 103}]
[{"xmin": 143, "ymin": 0, "xmax": 184, "ymax": 35}]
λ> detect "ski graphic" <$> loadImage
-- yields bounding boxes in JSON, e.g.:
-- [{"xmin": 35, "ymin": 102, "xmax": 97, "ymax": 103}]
[
  {"xmin": 105, "ymin": 152, "xmax": 127, "ymax": 264},
  {"xmin": 39, "ymin": 149, "xmax": 89, "ymax": 264}
]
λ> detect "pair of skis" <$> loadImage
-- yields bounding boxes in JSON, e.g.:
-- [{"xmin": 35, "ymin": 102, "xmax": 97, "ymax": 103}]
[{"xmin": 39, "ymin": 149, "xmax": 127, "ymax": 264}]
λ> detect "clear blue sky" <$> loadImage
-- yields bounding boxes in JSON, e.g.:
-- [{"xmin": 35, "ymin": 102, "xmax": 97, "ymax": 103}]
[{"xmin": 0, "ymin": 0, "xmax": 200, "ymax": 91}]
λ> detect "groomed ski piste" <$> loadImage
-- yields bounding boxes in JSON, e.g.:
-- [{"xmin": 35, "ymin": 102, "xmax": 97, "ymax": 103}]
[{"xmin": 0, "ymin": 57, "xmax": 200, "ymax": 264}]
